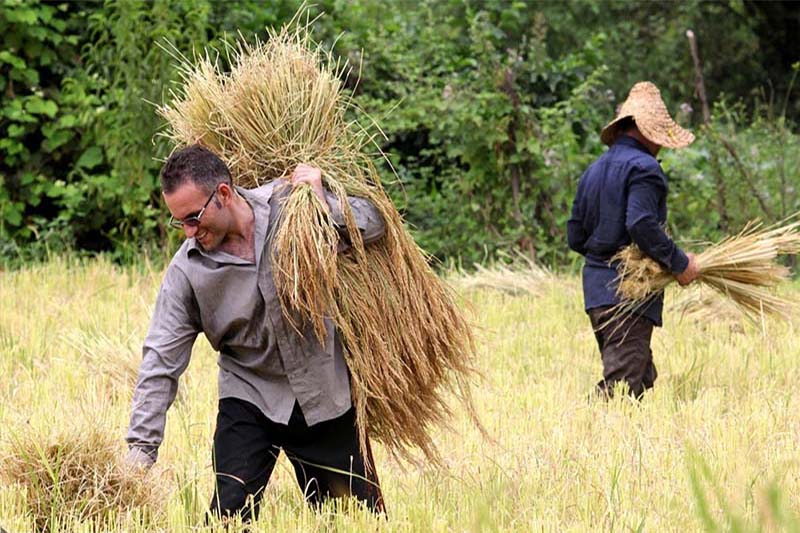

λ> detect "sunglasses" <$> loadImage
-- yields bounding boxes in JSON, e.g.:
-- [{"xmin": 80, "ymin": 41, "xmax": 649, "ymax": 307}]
[{"xmin": 168, "ymin": 187, "xmax": 218, "ymax": 230}]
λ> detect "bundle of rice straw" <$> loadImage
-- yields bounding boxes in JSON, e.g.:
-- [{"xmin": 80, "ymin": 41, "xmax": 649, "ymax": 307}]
[
  {"xmin": 159, "ymin": 17, "xmax": 478, "ymax": 464},
  {"xmin": 613, "ymin": 219, "xmax": 800, "ymax": 322},
  {"xmin": 0, "ymin": 422, "xmax": 164, "ymax": 531}
]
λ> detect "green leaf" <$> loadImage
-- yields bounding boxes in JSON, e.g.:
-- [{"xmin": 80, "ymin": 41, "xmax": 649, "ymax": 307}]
[
  {"xmin": 76, "ymin": 147, "xmax": 104, "ymax": 169},
  {"xmin": 3, "ymin": 202, "xmax": 23, "ymax": 226},
  {"xmin": 27, "ymin": 26, "xmax": 48, "ymax": 41},
  {"xmin": 42, "ymin": 129, "xmax": 73, "ymax": 152},
  {"xmin": 46, "ymin": 182, "xmax": 66, "ymax": 198},
  {"xmin": 38, "ymin": 49, "xmax": 55, "ymax": 67},
  {"xmin": 19, "ymin": 67, "xmax": 40, "ymax": 86},
  {"xmin": 0, "ymin": 51, "xmax": 26, "ymax": 70},
  {"xmin": 20, "ymin": 172, "xmax": 36, "ymax": 185},
  {"xmin": 0, "ymin": 138, "xmax": 26, "ymax": 157},
  {"xmin": 57, "ymin": 114, "xmax": 78, "ymax": 128},
  {"xmin": 7, "ymin": 124, "xmax": 26, "ymax": 138},
  {"xmin": 5, "ymin": 7, "xmax": 39, "ymax": 25},
  {"xmin": 25, "ymin": 98, "xmax": 58, "ymax": 117}
]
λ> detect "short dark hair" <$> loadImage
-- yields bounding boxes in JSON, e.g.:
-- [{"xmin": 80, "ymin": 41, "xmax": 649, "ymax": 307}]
[
  {"xmin": 161, "ymin": 145, "xmax": 232, "ymax": 194},
  {"xmin": 617, "ymin": 116, "xmax": 636, "ymax": 132},
  {"xmin": 609, "ymin": 116, "xmax": 636, "ymax": 144}
]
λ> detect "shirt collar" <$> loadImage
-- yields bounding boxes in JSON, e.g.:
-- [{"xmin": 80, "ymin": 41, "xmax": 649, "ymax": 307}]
[{"xmin": 612, "ymin": 135, "xmax": 654, "ymax": 156}]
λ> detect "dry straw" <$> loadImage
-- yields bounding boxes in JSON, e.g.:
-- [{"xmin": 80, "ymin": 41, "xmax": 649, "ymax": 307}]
[
  {"xmin": 159, "ymin": 16, "xmax": 479, "ymax": 464},
  {"xmin": 65, "ymin": 330, "xmax": 141, "ymax": 395},
  {"xmin": 0, "ymin": 420, "xmax": 164, "ymax": 531},
  {"xmin": 65, "ymin": 329, "xmax": 187, "ymax": 404},
  {"xmin": 612, "ymin": 219, "xmax": 800, "ymax": 322},
  {"xmin": 452, "ymin": 251, "xmax": 560, "ymax": 297},
  {"xmin": 667, "ymin": 286, "xmax": 744, "ymax": 324}
]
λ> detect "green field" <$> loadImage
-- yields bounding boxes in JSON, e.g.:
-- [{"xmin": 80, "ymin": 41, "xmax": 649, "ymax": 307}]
[{"xmin": 1, "ymin": 258, "xmax": 799, "ymax": 531}]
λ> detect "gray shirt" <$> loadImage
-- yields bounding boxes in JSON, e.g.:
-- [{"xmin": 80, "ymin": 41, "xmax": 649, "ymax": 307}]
[{"xmin": 126, "ymin": 181, "xmax": 386, "ymax": 461}]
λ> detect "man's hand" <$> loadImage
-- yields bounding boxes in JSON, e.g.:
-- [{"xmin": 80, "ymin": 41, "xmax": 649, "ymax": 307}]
[
  {"xmin": 290, "ymin": 164, "xmax": 327, "ymax": 208},
  {"xmin": 675, "ymin": 252, "xmax": 700, "ymax": 286}
]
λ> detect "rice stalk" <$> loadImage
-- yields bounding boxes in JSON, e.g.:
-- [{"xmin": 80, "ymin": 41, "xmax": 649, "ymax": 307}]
[
  {"xmin": 159, "ymin": 16, "xmax": 480, "ymax": 465},
  {"xmin": 64, "ymin": 330, "xmax": 141, "ymax": 397},
  {"xmin": 612, "ymin": 219, "xmax": 800, "ymax": 323},
  {"xmin": 0, "ymin": 417, "xmax": 165, "ymax": 532},
  {"xmin": 271, "ymin": 184, "xmax": 339, "ymax": 343},
  {"xmin": 64, "ymin": 329, "xmax": 186, "ymax": 404}
]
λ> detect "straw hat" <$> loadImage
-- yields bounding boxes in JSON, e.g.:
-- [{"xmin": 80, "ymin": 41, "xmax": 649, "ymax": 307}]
[{"xmin": 600, "ymin": 81, "xmax": 694, "ymax": 148}]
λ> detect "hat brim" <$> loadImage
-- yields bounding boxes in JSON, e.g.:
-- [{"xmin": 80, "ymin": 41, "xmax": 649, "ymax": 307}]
[
  {"xmin": 600, "ymin": 114, "xmax": 695, "ymax": 149},
  {"xmin": 638, "ymin": 119, "xmax": 695, "ymax": 149}
]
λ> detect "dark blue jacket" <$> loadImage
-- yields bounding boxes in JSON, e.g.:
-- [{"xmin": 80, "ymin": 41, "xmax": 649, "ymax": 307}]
[{"xmin": 567, "ymin": 136, "xmax": 689, "ymax": 326}]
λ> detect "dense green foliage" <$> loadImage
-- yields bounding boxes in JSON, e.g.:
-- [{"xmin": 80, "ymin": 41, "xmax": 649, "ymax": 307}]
[{"xmin": 0, "ymin": 0, "xmax": 798, "ymax": 267}]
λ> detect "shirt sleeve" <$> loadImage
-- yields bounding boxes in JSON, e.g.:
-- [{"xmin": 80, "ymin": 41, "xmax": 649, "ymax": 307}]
[
  {"xmin": 324, "ymin": 190, "xmax": 387, "ymax": 251},
  {"xmin": 126, "ymin": 264, "xmax": 200, "ymax": 462},
  {"xmin": 625, "ymin": 166, "xmax": 689, "ymax": 274},
  {"xmin": 567, "ymin": 195, "xmax": 588, "ymax": 256}
]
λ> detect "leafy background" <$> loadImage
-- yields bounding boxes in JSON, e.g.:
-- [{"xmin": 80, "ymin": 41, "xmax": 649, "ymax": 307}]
[{"xmin": 0, "ymin": 0, "xmax": 797, "ymax": 267}]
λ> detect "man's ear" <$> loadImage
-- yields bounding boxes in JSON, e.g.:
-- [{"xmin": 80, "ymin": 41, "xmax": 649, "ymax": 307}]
[{"xmin": 217, "ymin": 182, "xmax": 234, "ymax": 206}]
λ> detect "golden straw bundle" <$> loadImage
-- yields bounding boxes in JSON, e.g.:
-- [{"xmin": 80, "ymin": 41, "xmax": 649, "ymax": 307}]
[
  {"xmin": 613, "ymin": 219, "xmax": 800, "ymax": 322},
  {"xmin": 160, "ymin": 18, "xmax": 478, "ymax": 464},
  {"xmin": 0, "ymin": 421, "xmax": 164, "ymax": 531}
]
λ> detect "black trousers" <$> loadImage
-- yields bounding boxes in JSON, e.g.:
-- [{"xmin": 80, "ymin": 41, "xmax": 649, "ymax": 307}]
[
  {"xmin": 209, "ymin": 398, "xmax": 385, "ymax": 521},
  {"xmin": 588, "ymin": 307, "xmax": 657, "ymax": 398}
]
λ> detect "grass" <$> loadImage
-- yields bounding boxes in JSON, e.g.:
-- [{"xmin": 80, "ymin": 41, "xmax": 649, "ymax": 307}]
[{"xmin": 1, "ymin": 257, "xmax": 800, "ymax": 531}]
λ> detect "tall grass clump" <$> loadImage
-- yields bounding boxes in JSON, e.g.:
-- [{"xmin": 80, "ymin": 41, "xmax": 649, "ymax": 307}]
[
  {"xmin": 613, "ymin": 219, "xmax": 800, "ymax": 322},
  {"xmin": 0, "ymin": 418, "xmax": 165, "ymax": 531},
  {"xmin": 158, "ymin": 16, "xmax": 479, "ymax": 464}
]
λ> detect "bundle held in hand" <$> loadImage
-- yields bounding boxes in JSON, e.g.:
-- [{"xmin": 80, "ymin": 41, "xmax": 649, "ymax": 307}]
[
  {"xmin": 613, "ymin": 220, "xmax": 800, "ymax": 321},
  {"xmin": 160, "ymin": 21, "xmax": 478, "ymax": 464}
]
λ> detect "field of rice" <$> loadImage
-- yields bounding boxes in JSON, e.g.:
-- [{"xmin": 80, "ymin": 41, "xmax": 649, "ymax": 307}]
[{"xmin": 1, "ymin": 257, "xmax": 799, "ymax": 532}]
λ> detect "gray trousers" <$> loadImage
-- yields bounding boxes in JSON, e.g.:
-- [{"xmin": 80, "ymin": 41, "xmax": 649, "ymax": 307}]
[{"xmin": 588, "ymin": 307, "xmax": 657, "ymax": 398}]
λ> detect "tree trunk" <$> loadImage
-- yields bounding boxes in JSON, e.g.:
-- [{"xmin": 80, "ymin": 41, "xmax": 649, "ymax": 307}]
[{"xmin": 687, "ymin": 29, "xmax": 730, "ymax": 232}]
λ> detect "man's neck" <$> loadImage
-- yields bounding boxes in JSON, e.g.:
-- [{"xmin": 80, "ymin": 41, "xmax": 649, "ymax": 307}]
[
  {"xmin": 623, "ymin": 130, "xmax": 661, "ymax": 157},
  {"xmin": 220, "ymin": 194, "xmax": 256, "ymax": 261}
]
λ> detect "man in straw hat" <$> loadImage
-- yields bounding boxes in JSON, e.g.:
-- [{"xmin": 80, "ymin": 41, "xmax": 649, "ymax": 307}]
[
  {"xmin": 567, "ymin": 81, "xmax": 700, "ymax": 398},
  {"xmin": 125, "ymin": 145, "xmax": 387, "ymax": 519}
]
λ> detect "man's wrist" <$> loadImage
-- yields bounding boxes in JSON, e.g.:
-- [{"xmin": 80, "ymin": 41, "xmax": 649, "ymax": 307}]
[{"xmin": 670, "ymin": 248, "xmax": 690, "ymax": 274}]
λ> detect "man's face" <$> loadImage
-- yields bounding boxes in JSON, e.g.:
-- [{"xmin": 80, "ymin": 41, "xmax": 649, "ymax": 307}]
[{"xmin": 163, "ymin": 181, "xmax": 228, "ymax": 252}]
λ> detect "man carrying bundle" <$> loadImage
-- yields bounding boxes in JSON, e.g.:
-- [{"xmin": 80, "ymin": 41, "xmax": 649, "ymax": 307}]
[
  {"xmin": 125, "ymin": 145, "xmax": 386, "ymax": 519},
  {"xmin": 567, "ymin": 81, "xmax": 701, "ymax": 399}
]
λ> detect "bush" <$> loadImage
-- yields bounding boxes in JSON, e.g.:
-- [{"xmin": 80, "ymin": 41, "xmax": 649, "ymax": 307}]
[{"xmin": 1, "ymin": 0, "xmax": 797, "ymax": 268}]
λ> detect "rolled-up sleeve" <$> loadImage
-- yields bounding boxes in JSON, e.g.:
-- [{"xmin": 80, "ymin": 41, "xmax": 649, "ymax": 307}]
[
  {"xmin": 126, "ymin": 264, "xmax": 200, "ymax": 462},
  {"xmin": 325, "ymin": 190, "xmax": 386, "ymax": 250},
  {"xmin": 625, "ymin": 167, "xmax": 689, "ymax": 274}
]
